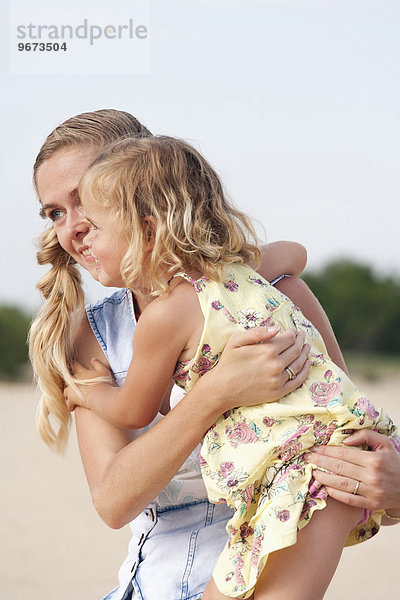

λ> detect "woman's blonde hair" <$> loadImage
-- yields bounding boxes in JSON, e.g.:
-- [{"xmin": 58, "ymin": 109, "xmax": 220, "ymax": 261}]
[
  {"xmin": 79, "ymin": 136, "xmax": 262, "ymax": 298},
  {"xmin": 29, "ymin": 228, "xmax": 84, "ymax": 451},
  {"xmin": 29, "ymin": 109, "xmax": 152, "ymax": 452}
]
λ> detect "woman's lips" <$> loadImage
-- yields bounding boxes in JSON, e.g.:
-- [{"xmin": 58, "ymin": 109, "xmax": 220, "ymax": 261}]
[
  {"xmin": 80, "ymin": 246, "xmax": 101, "ymax": 268},
  {"xmin": 80, "ymin": 246, "xmax": 96, "ymax": 263}
]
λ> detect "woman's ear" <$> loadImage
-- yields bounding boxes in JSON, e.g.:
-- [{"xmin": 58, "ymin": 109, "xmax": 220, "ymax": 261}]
[{"xmin": 143, "ymin": 216, "xmax": 157, "ymax": 249}]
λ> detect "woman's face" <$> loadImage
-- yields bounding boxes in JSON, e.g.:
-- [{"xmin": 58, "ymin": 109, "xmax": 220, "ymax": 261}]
[{"xmin": 36, "ymin": 146, "xmax": 101, "ymax": 279}]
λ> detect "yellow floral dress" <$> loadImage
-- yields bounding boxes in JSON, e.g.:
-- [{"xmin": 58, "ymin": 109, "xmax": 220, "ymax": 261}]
[{"xmin": 171, "ymin": 263, "xmax": 398, "ymax": 599}]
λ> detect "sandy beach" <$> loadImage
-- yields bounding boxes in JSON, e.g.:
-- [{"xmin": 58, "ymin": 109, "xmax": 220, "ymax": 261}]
[{"xmin": 1, "ymin": 377, "xmax": 399, "ymax": 600}]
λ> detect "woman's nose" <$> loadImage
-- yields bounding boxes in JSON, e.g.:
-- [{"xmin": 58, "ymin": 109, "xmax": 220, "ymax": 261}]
[{"xmin": 68, "ymin": 207, "xmax": 91, "ymax": 238}]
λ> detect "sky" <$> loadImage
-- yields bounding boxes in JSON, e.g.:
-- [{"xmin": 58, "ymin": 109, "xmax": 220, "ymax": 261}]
[{"xmin": 1, "ymin": 0, "xmax": 399, "ymax": 312}]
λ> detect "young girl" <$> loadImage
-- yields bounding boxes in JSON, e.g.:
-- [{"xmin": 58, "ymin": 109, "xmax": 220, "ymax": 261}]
[{"xmin": 66, "ymin": 136, "xmax": 397, "ymax": 600}]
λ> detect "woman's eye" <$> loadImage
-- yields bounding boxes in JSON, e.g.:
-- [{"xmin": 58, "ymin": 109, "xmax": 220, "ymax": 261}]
[{"xmin": 49, "ymin": 209, "xmax": 64, "ymax": 222}]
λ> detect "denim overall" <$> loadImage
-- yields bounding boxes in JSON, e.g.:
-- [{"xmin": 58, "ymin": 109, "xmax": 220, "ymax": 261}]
[{"xmin": 86, "ymin": 289, "xmax": 234, "ymax": 600}]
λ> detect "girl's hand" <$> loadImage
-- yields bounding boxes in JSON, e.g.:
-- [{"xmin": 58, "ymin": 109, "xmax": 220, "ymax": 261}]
[
  {"xmin": 259, "ymin": 241, "xmax": 307, "ymax": 279},
  {"xmin": 64, "ymin": 383, "xmax": 87, "ymax": 412},
  {"xmin": 205, "ymin": 325, "xmax": 311, "ymax": 413},
  {"xmin": 64, "ymin": 358, "xmax": 113, "ymax": 412},
  {"xmin": 305, "ymin": 429, "xmax": 400, "ymax": 517}
]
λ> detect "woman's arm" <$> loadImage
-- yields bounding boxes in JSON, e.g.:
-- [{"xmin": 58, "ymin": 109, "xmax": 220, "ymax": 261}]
[
  {"xmin": 74, "ymin": 317, "xmax": 310, "ymax": 528},
  {"xmin": 75, "ymin": 277, "xmax": 400, "ymax": 527},
  {"xmin": 273, "ymin": 275, "xmax": 347, "ymax": 372},
  {"xmin": 271, "ymin": 276, "xmax": 400, "ymax": 521}
]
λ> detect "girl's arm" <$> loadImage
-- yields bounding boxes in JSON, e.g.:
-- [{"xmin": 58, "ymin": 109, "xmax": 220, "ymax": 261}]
[
  {"xmin": 67, "ymin": 240, "xmax": 307, "ymax": 418},
  {"xmin": 260, "ymin": 241, "xmax": 307, "ymax": 280},
  {"xmin": 69, "ymin": 286, "xmax": 198, "ymax": 429},
  {"xmin": 74, "ymin": 316, "xmax": 311, "ymax": 528}
]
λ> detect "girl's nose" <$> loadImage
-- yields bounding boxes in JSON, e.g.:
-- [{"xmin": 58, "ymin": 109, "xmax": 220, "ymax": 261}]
[{"xmin": 83, "ymin": 227, "xmax": 94, "ymax": 246}]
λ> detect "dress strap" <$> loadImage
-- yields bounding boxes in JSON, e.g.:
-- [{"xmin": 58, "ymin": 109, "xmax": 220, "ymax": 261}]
[{"xmin": 168, "ymin": 272, "xmax": 197, "ymax": 286}]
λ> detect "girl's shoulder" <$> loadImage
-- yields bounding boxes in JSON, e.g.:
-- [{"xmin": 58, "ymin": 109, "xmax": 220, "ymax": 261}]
[
  {"xmin": 140, "ymin": 280, "xmax": 200, "ymax": 331},
  {"xmin": 135, "ymin": 282, "xmax": 202, "ymax": 359}
]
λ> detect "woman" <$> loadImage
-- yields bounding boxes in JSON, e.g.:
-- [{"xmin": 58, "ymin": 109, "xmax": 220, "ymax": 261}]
[{"xmin": 29, "ymin": 110, "xmax": 400, "ymax": 600}]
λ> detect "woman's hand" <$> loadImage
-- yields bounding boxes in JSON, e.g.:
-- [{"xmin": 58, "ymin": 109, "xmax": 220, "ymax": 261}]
[
  {"xmin": 305, "ymin": 429, "xmax": 400, "ymax": 521},
  {"xmin": 64, "ymin": 358, "xmax": 113, "ymax": 412},
  {"xmin": 202, "ymin": 325, "xmax": 311, "ymax": 414}
]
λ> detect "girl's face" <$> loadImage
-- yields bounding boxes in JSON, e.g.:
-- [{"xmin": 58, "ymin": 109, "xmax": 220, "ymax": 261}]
[
  {"xmin": 36, "ymin": 146, "xmax": 101, "ymax": 280},
  {"xmin": 81, "ymin": 195, "xmax": 127, "ymax": 288}
]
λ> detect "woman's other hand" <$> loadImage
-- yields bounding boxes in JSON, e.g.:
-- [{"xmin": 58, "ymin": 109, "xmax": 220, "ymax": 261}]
[{"xmin": 305, "ymin": 429, "xmax": 400, "ymax": 521}]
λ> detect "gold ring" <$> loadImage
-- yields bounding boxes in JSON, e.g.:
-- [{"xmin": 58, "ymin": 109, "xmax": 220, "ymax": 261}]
[
  {"xmin": 285, "ymin": 366, "xmax": 296, "ymax": 381},
  {"xmin": 353, "ymin": 480, "xmax": 360, "ymax": 495}
]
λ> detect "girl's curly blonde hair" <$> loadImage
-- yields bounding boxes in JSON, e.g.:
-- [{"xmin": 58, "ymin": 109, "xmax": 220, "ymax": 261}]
[{"xmin": 79, "ymin": 136, "xmax": 262, "ymax": 298}]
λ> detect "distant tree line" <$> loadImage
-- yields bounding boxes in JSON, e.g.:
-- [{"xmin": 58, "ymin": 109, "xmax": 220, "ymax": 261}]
[
  {"xmin": 0, "ymin": 305, "xmax": 32, "ymax": 380},
  {"xmin": 0, "ymin": 260, "xmax": 399, "ymax": 381},
  {"xmin": 303, "ymin": 260, "xmax": 400, "ymax": 355}
]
